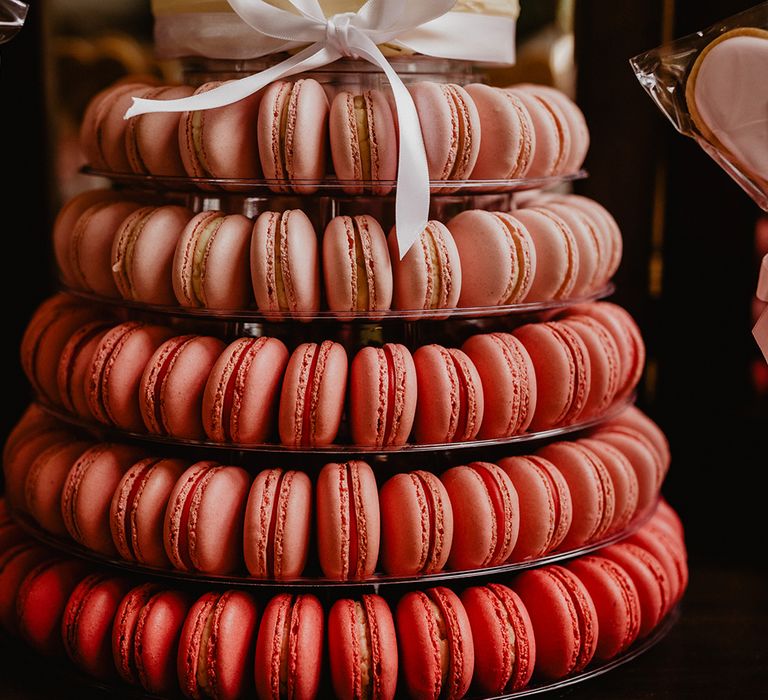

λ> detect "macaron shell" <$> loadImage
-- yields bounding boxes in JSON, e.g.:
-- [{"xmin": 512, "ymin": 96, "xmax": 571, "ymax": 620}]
[
  {"xmin": 515, "ymin": 86, "xmax": 571, "ymax": 175},
  {"xmin": 99, "ymin": 83, "xmax": 153, "ymax": 171},
  {"xmin": 317, "ymin": 461, "xmax": 380, "ymax": 580},
  {"xmin": 243, "ymin": 468, "xmax": 312, "ymax": 579},
  {"xmin": 57, "ymin": 320, "xmax": 112, "ymax": 418},
  {"xmin": 0, "ymin": 544, "xmax": 51, "ymax": 634},
  {"xmin": 202, "ymin": 336, "xmax": 289, "ymax": 444},
  {"xmin": 508, "ymin": 88, "xmax": 561, "ymax": 178},
  {"xmin": 626, "ymin": 525, "xmax": 686, "ymax": 609},
  {"xmin": 605, "ymin": 405, "xmax": 671, "ymax": 472},
  {"xmin": 2, "ymin": 405, "xmax": 61, "ymax": 468}
]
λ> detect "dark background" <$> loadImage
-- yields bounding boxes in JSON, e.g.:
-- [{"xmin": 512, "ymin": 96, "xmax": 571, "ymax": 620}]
[{"xmin": 1, "ymin": 0, "xmax": 766, "ymax": 697}]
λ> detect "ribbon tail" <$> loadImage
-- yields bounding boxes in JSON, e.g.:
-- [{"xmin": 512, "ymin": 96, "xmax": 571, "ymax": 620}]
[
  {"xmin": 754, "ymin": 304, "xmax": 768, "ymax": 363},
  {"xmin": 124, "ymin": 42, "xmax": 339, "ymax": 118},
  {"xmin": 352, "ymin": 34, "xmax": 429, "ymax": 259}
]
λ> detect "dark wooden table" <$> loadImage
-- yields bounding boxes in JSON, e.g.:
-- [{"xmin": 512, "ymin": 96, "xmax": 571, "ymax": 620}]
[{"xmin": 0, "ymin": 562, "xmax": 765, "ymax": 699}]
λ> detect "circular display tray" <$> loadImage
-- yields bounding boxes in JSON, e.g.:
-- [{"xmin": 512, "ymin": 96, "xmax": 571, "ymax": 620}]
[
  {"xmin": 38, "ymin": 395, "xmax": 632, "ymax": 461},
  {"xmin": 84, "ymin": 167, "xmax": 588, "ymax": 196},
  {"xmin": 12, "ymin": 502, "xmax": 656, "ymax": 591},
  {"xmin": 65, "ymin": 284, "xmax": 614, "ymax": 325}
]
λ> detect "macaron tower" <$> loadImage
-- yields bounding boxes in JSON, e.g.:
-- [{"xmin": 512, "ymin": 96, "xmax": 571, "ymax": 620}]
[{"xmin": 0, "ymin": 1, "xmax": 686, "ymax": 697}]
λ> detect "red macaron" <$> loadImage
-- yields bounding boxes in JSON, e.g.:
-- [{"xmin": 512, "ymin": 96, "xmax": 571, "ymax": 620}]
[{"xmin": 0, "ymin": 542, "xmax": 51, "ymax": 634}]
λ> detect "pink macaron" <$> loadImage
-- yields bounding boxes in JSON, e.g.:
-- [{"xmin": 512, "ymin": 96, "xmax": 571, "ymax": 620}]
[
  {"xmin": 243, "ymin": 468, "xmax": 312, "ymax": 579},
  {"xmin": 178, "ymin": 590, "xmax": 260, "ymax": 700},
  {"xmin": 447, "ymin": 209, "xmax": 536, "ymax": 307},
  {"xmin": 506, "ymin": 87, "xmax": 563, "ymax": 179},
  {"xmin": 164, "ymin": 461, "xmax": 250, "ymax": 575},
  {"xmin": 278, "ymin": 341, "xmax": 348, "ymax": 447},
  {"xmin": 537, "ymin": 441, "xmax": 615, "ymax": 549},
  {"xmin": 113, "ymin": 583, "xmax": 191, "ymax": 695},
  {"xmin": 328, "ymin": 595, "xmax": 398, "ymax": 700},
  {"xmin": 410, "ymin": 82, "xmax": 481, "ymax": 188},
  {"xmin": 379, "ymin": 470, "xmax": 454, "ymax": 576},
  {"xmin": 567, "ymin": 555, "xmax": 641, "ymax": 660},
  {"xmin": 86, "ymin": 321, "xmax": 173, "ymax": 431},
  {"xmin": 317, "ymin": 461, "xmax": 380, "ymax": 580},
  {"xmin": 412, "ymin": 344, "xmax": 484, "ymax": 444},
  {"xmin": 442, "ymin": 462, "xmax": 519, "ymax": 570},
  {"xmin": 498, "ymin": 454, "xmax": 573, "ymax": 560},
  {"xmin": 605, "ymin": 405, "xmax": 671, "ymax": 472},
  {"xmin": 329, "ymin": 88, "xmax": 397, "ymax": 194},
  {"xmin": 111, "ymin": 204, "xmax": 193, "ymax": 304},
  {"xmin": 110, "ymin": 457, "xmax": 189, "ymax": 567},
  {"xmin": 250, "ymin": 209, "xmax": 320, "ymax": 315},
  {"xmin": 514, "ymin": 320, "xmax": 591, "ymax": 431},
  {"xmin": 203, "ymin": 336, "xmax": 289, "ymax": 445},
  {"xmin": 461, "ymin": 583, "xmax": 536, "ymax": 693},
  {"xmin": 349, "ymin": 343, "xmax": 417, "ymax": 447},
  {"xmin": 462, "ymin": 332, "xmax": 537, "ymax": 439},
  {"xmin": 139, "ymin": 334, "xmax": 226, "ymax": 439},
  {"xmin": 173, "ymin": 210, "xmax": 253, "ymax": 310},
  {"xmin": 258, "ymin": 78, "xmax": 329, "ymax": 194},
  {"xmin": 323, "ymin": 214, "xmax": 393, "ymax": 313},
  {"xmin": 513, "ymin": 565, "xmax": 599, "ymax": 679},
  {"xmin": 179, "ymin": 81, "xmax": 263, "ymax": 185},
  {"xmin": 389, "ymin": 221, "xmax": 462, "ymax": 311},
  {"xmin": 627, "ymin": 523, "xmax": 688, "ymax": 610},
  {"xmin": 466, "ymin": 83, "xmax": 535, "ymax": 181},
  {"xmin": 254, "ymin": 593, "xmax": 324, "ymax": 699},
  {"xmin": 396, "ymin": 586, "xmax": 474, "ymax": 700},
  {"xmin": 62, "ymin": 573, "xmax": 132, "ymax": 679},
  {"xmin": 61, "ymin": 443, "xmax": 143, "ymax": 556}
]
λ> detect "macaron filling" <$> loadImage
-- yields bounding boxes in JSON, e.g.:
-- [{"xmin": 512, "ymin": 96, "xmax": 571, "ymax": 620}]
[
  {"xmin": 353, "ymin": 600, "xmax": 375, "ymax": 695},
  {"xmin": 351, "ymin": 217, "xmax": 372, "ymax": 311},
  {"xmin": 265, "ymin": 469, "xmax": 287, "ymax": 577},
  {"xmin": 344, "ymin": 463, "xmax": 362, "ymax": 579},
  {"xmin": 192, "ymin": 216, "xmax": 225, "ymax": 305},
  {"xmin": 547, "ymin": 567, "xmax": 595, "ymax": 673},
  {"xmin": 422, "ymin": 224, "xmax": 451, "ymax": 309},
  {"xmin": 196, "ymin": 599, "xmax": 217, "ymax": 694},
  {"xmin": 529, "ymin": 456, "xmax": 564, "ymax": 552},
  {"xmin": 443, "ymin": 85, "xmax": 476, "ymax": 180},
  {"xmin": 89, "ymin": 323, "xmax": 142, "ymax": 424},
  {"xmin": 112, "ymin": 208, "xmax": 153, "ymax": 297},
  {"xmin": 486, "ymin": 584, "xmax": 532, "ymax": 690},
  {"xmin": 354, "ymin": 95, "xmax": 372, "ymax": 181},
  {"xmin": 497, "ymin": 215, "xmax": 533, "ymax": 304},
  {"xmin": 63, "ymin": 574, "xmax": 101, "ymax": 663},
  {"xmin": 382, "ymin": 345, "xmax": 398, "ymax": 445},
  {"xmin": 120, "ymin": 458, "xmax": 161, "ymax": 560},
  {"xmin": 147, "ymin": 337, "xmax": 193, "ymax": 434},
  {"xmin": 473, "ymin": 464, "xmax": 513, "ymax": 566},
  {"xmin": 60, "ymin": 321, "xmax": 110, "ymax": 410},
  {"xmin": 447, "ymin": 352, "xmax": 469, "ymax": 441},
  {"xmin": 176, "ymin": 466, "xmax": 215, "ymax": 571},
  {"xmin": 218, "ymin": 338, "xmax": 256, "ymax": 442},
  {"xmin": 300, "ymin": 344, "xmax": 324, "ymax": 446},
  {"xmin": 415, "ymin": 471, "xmax": 442, "ymax": 573},
  {"xmin": 427, "ymin": 588, "xmax": 464, "ymax": 699}
]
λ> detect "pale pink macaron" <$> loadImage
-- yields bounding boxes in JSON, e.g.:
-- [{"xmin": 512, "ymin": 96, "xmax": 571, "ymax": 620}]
[
  {"xmin": 164, "ymin": 461, "xmax": 251, "ymax": 575},
  {"xmin": 512, "ymin": 207, "xmax": 579, "ymax": 302},
  {"xmin": 410, "ymin": 82, "xmax": 481, "ymax": 188},
  {"xmin": 513, "ymin": 321, "xmax": 591, "ymax": 431},
  {"xmin": 61, "ymin": 443, "xmax": 144, "ymax": 556},
  {"xmin": 329, "ymin": 88, "xmax": 397, "ymax": 194},
  {"xmin": 413, "ymin": 344, "xmax": 484, "ymax": 444},
  {"xmin": 506, "ymin": 87, "xmax": 563, "ymax": 179},
  {"xmin": 110, "ymin": 457, "xmax": 188, "ymax": 568},
  {"xmin": 139, "ymin": 334, "xmax": 226, "ymax": 440},
  {"xmin": 173, "ymin": 210, "xmax": 253, "ymax": 310},
  {"xmin": 389, "ymin": 221, "xmax": 462, "ymax": 311},
  {"xmin": 179, "ymin": 81, "xmax": 263, "ymax": 186},
  {"xmin": 442, "ymin": 462, "xmax": 519, "ymax": 570},
  {"xmin": 323, "ymin": 214, "xmax": 393, "ymax": 314},
  {"xmin": 20, "ymin": 294, "xmax": 103, "ymax": 406},
  {"xmin": 447, "ymin": 210, "xmax": 536, "ymax": 307},
  {"xmin": 126, "ymin": 84, "xmax": 194, "ymax": 176},
  {"xmin": 379, "ymin": 470, "xmax": 453, "ymax": 576},
  {"xmin": 278, "ymin": 341, "xmax": 348, "ymax": 447},
  {"xmin": 25, "ymin": 440, "xmax": 91, "ymax": 536},
  {"xmin": 68, "ymin": 200, "xmax": 144, "ymax": 297},
  {"xmin": 57, "ymin": 320, "xmax": 114, "ymax": 418},
  {"xmin": 250, "ymin": 209, "xmax": 320, "ymax": 315},
  {"xmin": 86, "ymin": 321, "xmax": 173, "ymax": 432},
  {"xmin": 243, "ymin": 468, "xmax": 312, "ymax": 579},
  {"xmin": 317, "ymin": 461, "xmax": 380, "ymax": 580},
  {"xmin": 80, "ymin": 81, "xmax": 154, "ymax": 172},
  {"xmin": 498, "ymin": 454, "xmax": 573, "ymax": 560},
  {"xmin": 538, "ymin": 441, "xmax": 616, "ymax": 550},
  {"xmin": 462, "ymin": 332, "xmax": 537, "ymax": 439},
  {"xmin": 111, "ymin": 205, "xmax": 193, "ymax": 305},
  {"xmin": 465, "ymin": 83, "xmax": 535, "ymax": 180},
  {"xmin": 258, "ymin": 78, "xmax": 329, "ymax": 194},
  {"xmin": 53, "ymin": 190, "xmax": 123, "ymax": 287},
  {"xmin": 349, "ymin": 343, "xmax": 417, "ymax": 447},
  {"xmin": 203, "ymin": 336, "xmax": 289, "ymax": 445}
]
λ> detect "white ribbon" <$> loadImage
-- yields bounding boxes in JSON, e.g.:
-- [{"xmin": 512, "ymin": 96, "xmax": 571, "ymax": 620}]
[{"xmin": 124, "ymin": 0, "xmax": 516, "ymax": 258}]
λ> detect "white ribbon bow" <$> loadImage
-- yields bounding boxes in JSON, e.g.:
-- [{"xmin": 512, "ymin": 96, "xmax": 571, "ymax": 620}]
[{"xmin": 125, "ymin": 0, "xmax": 515, "ymax": 257}]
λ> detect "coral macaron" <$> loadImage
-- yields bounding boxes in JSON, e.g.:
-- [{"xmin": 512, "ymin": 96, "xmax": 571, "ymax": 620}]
[
  {"xmin": 203, "ymin": 336, "xmax": 289, "ymax": 445},
  {"xmin": 254, "ymin": 593, "xmax": 324, "ymax": 700},
  {"xmin": 163, "ymin": 462, "xmax": 250, "ymax": 575},
  {"xmin": 328, "ymin": 595, "xmax": 398, "ymax": 700},
  {"xmin": 349, "ymin": 343, "xmax": 417, "ymax": 447},
  {"xmin": 379, "ymin": 470, "xmax": 453, "ymax": 576},
  {"xmin": 139, "ymin": 334, "xmax": 226, "ymax": 439},
  {"xmin": 396, "ymin": 586, "xmax": 474, "ymax": 700}
]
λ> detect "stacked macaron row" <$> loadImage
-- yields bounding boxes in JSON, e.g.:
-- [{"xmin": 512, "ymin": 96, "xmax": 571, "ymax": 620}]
[
  {"xmin": 83, "ymin": 78, "xmax": 588, "ymax": 191},
  {"xmin": 22, "ymin": 296, "xmax": 643, "ymax": 447},
  {"xmin": 0, "ymin": 503, "xmax": 686, "ymax": 699},
  {"xmin": 4, "ymin": 403, "xmax": 668, "ymax": 580},
  {"xmin": 54, "ymin": 190, "xmax": 620, "ymax": 314}
]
